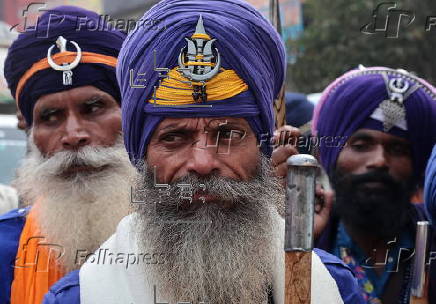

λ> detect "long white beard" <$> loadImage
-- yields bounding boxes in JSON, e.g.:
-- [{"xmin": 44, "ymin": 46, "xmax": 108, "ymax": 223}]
[
  {"xmin": 13, "ymin": 134, "xmax": 136, "ymax": 272},
  {"xmin": 133, "ymin": 156, "xmax": 285, "ymax": 303}
]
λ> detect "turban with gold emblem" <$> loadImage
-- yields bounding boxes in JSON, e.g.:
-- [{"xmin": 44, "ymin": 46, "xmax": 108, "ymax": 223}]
[{"xmin": 117, "ymin": 0, "xmax": 286, "ymax": 164}]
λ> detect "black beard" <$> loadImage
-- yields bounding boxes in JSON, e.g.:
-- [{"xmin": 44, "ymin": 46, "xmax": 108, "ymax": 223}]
[{"xmin": 332, "ymin": 168, "xmax": 415, "ymax": 239}]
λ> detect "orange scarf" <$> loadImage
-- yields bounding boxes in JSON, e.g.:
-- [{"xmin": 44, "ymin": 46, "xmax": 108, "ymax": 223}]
[{"xmin": 10, "ymin": 202, "xmax": 65, "ymax": 304}]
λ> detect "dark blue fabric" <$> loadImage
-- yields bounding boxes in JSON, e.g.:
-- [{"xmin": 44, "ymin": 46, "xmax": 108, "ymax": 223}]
[
  {"xmin": 42, "ymin": 270, "xmax": 80, "ymax": 304},
  {"xmin": 285, "ymin": 92, "xmax": 314, "ymax": 127},
  {"xmin": 4, "ymin": 6, "xmax": 126, "ymax": 126},
  {"xmin": 316, "ymin": 203, "xmax": 436, "ymax": 304},
  {"xmin": 314, "ymin": 248, "xmax": 365, "ymax": 304},
  {"xmin": 332, "ymin": 221, "xmax": 413, "ymax": 298},
  {"xmin": 0, "ymin": 207, "xmax": 29, "ymax": 304},
  {"xmin": 44, "ymin": 249, "xmax": 363, "ymax": 304}
]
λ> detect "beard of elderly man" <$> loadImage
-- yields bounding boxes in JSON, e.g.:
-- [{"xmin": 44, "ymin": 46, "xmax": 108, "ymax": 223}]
[
  {"xmin": 12, "ymin": 86, "xmax": 136, "ymax": 273},
  {"xmin": 130, "ymin": 117, "xmax": 285, "ymax": 304}
]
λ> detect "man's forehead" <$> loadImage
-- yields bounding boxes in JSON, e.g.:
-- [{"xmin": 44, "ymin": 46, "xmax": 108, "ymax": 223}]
[
  {"xmin": 350, "ymin": 128, "xmax": 410, "ymax": 144},
  {"xmin": 156, "ymin": 117, "xmax": 251, "ymax": 130},
  {"xmin": 34, "ymin": 86, "xmax": 109, "ymax": 110}
]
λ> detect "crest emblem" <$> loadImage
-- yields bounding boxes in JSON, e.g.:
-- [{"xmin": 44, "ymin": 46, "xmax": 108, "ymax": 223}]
[
  {"xmin": 378, "ymin": 77, "xmax": 409, "ymax": 132},
  {"xmin": 47, "ymin": 36, "xmax": 82, "ymax": 85},
  {"xmin": 178, "ymin": 16, "xmax": 221, "ymax": 102}
]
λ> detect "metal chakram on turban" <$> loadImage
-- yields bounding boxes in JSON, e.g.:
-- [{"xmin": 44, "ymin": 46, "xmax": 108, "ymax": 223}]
[
  {"xmin": 425, "ymin": 145, "xmax": 436, "ymax": 222},
  {"xmin": 312, "ymin": 66, "xmax": 436, "ymax": 183},
  {"xmin": 4, "ymin": 6, "xmax": 126, "ymax": 125},
  {"xmin": 117, "ymin": 0, "xmax": 286, "ymax": 164}
]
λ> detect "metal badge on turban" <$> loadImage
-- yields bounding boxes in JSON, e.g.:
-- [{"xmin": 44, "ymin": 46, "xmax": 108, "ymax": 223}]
[
  {"xmin": 178, "ymin": 16, "xmax": 221, "ymax": 102},
  {"xmin": 47, "ymin": 36, "xmax": 82, "ymax": 85},
  {"xmin": 371, "ymin": 70, "xmax": 420, "ymax": 132}
]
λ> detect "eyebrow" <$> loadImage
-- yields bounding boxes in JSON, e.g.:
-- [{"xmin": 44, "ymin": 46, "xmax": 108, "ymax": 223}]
[
  {"xmin": 83, "ymin": 96, "xmax": 103, "ymax": 105},
  {"xmin": 38, "ymin": 107, "xmax": 64, "ymax": 120},
  {"xmin": 39, "ymin": 106, "xmax": 63, "ymax": 115},
  {"xmin": 158, "ymin": 119, "xmax": 248, "ymax": 132},
  {"xmin": 350, "ymin": 132, "xmax": 410, "ymax": 145},
  {"xmin": 349, "ymin": 132, "xmax": 375, "ymax": 141},
  {"xmin": 158, "ymin": 123, "xmax": 192, "ymax": 132},
  {"xmin": 206, "ymin": 119, "xmax": 248, "ymax": 129}
]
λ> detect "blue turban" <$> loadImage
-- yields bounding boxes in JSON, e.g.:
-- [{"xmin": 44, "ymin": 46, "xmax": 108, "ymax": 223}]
[
  {"xmin": 425, "ymin": 145, "xmax": 436, "ymax": 221},
  {"xmin": 4, "ymin": 6, "xmax": 126, "ymax": 125},
  {"xmin": 312, "ymin": 67, "xmax": 436, "ymax": 183},
  {"xmin": 117, "ymin": 0, "xmax": 286, "ymax": 164}
]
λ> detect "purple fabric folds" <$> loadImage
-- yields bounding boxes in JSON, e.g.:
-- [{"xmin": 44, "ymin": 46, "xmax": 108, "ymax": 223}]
[
  {"xmin": 313, "ymin": 68, "xmax": 436, "ymax": 183},
  {"xmin": 425, "ymin": 145, "xmax": 436, "ymax": 221},
  {"xmin": 4, "ymin": 6, "xmax": 126, "ymax": 125},
  {"xmin": 117, "ymin": 0, "xmax": 286, "ymax": 164}
]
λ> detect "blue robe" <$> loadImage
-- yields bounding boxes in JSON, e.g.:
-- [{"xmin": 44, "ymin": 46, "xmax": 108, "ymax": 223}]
[
  {"xmin": 43, "ymin": 248, "xmax": 364, "ymax": 304},
  {"xmin": 316, "ymin": 203, "xmax": 436, "ymax": 303},
  {"xmin": 0, "ymin": 207, "xmax": 30, "ymax": 304}
]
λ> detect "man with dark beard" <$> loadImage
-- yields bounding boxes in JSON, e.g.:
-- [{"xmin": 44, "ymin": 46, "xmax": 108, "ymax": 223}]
[
  {"xmin": 313, "ymin": 66, "xmax": 436, "ymax": 304},
  {"xmin": 44, "ymin": 1, "xmax": 363, "ymax": 303},
  {"xmin": 0, "ymin": 6, "xmax": 134, "ymax": 304}
]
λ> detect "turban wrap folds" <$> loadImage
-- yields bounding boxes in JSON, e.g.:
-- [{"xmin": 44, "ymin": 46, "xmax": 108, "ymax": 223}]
[
  {"xmin": 117, "ymin": 0, "xmax": 286, "ymax": 164},
  {"xmin": 425, "ymin": 145, "xmax": 436, "ymax": 222},
  {"xmin": 312, "ymin": 67, "xmax": 436, "ymax": 183},
  {"xmin": 4, "ymin": 6, "xmax": 126, "ymax": 125}
]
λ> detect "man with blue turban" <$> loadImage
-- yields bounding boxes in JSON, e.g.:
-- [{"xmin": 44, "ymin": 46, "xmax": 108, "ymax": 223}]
[
  {"xmin": 313, "ymin": 66, "xmax": 436, "ymax": 303},
  {"xmin": 0, "ymin": 6, "xmax": 135, "ymax": 304},
  {"xmin": 44, "ymin": 1, "xmax": 363, "ymax": 303}
]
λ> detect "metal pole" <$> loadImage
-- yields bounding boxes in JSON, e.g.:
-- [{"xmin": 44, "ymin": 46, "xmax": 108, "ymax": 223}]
[{"xmin": 284, "ymin": 154, "xmax": 318, "ymax": 304}]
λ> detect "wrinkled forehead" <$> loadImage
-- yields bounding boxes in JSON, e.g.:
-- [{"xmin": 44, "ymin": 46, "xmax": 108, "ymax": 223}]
[{"xmin": 154, "ymin": 117, "xmax": 255, "ymax": 132}]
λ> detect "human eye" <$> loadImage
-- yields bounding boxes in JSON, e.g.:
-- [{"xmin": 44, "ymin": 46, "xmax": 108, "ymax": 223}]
[
  {"xmin": 349, "ymin": 140, "xmax": 372, "ymax": 152},
  {"xmin": 218, "ymin": 128, "xmax": 246, "ymax": 142},
  {"xmin": 39, "ymin": 108, "xmax": 61, "ymax": 124},
  {"xmin": 83, "ymin": 98, "xmax": 105, "ymax": 114},
  {"xmin": 388, "ymin": 142, "xmax": 411, "ymax": 157},
  {"xmin": 158, "ymin": 131, "xmax": 189, "ymax": 148}
]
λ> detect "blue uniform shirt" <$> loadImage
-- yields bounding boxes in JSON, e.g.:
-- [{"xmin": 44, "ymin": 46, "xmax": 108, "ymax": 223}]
[
  {"xmin": 43, "ymin": 248, "xmax": 364, "ymax": 304},
  {"xmin": 0, "ymin": 207, "xmax": 30, "ymax": 304}
]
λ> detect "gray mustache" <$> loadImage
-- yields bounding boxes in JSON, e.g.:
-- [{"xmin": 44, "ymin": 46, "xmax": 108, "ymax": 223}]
[{"xmin": 36, "ymin": 143, "xmax": 127, "ymax": 176}]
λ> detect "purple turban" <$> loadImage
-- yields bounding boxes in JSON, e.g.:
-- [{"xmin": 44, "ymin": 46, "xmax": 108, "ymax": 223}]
[
  {"xmin": 425, "ymin": 145, "xmax": 436, "ymax": 221},
  {"xmin": 117, "ymin": 0, "xmax": 286, "ymax": 164},
  {"xmin": 312, "ymin": 67, "xmax": 436, "ymax": 183},
  {"xmin": 4, "ymin": 6, "xmax": 126, "ymax": 125}
]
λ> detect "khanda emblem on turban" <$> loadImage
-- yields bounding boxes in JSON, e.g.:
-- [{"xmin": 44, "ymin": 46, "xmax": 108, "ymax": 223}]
[
  {"xmin": 47, "ymin": 36, "xmax": 82, "ymax": 86},
  {"xmin": 378, "ymin": 74, "xmax": 413, "ymax": 132},
  {"xmin": 178, "ymin": 16, "xmax": 221, "ymax": 102}
]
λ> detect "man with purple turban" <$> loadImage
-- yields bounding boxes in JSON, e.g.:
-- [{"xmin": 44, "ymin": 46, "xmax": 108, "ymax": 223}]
[
  {"xmin": 0, "ymin": 6, "xmax": 135, "ymax": 304},
  {"xmin": 313, "ymin": 66, "xmax": 436, "ymax": 303},
  {"xmin": 44, "ymin": 0, "xmax": 363, "ymax": 303}
]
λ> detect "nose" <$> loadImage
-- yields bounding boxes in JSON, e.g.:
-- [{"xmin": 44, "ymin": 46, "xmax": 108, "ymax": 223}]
[
  {"xmin": 185, "ymin": 142, "xmax": 221, "ymax": 176},
  {"xmin": 61, "ymin": 115, "xmax": 91, "ymax": 150},
  {"xmin": 366, "ymin": 144, "xmax": 389, "ymax": 170}
]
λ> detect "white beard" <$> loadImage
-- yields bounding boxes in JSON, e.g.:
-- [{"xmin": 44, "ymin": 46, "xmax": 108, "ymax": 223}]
[
  {"xmin": 13, "ymin": 134, "xmax": 137, "ymax": 272},
  {"xmin": 133, "ymin": 156, "xmax": 285, "ymax": 303}
]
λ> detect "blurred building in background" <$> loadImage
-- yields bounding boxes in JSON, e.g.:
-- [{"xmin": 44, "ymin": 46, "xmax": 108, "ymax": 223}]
[{"xmin": 246, "ymin": 0, "xmax": 304, "ymax": 64}]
